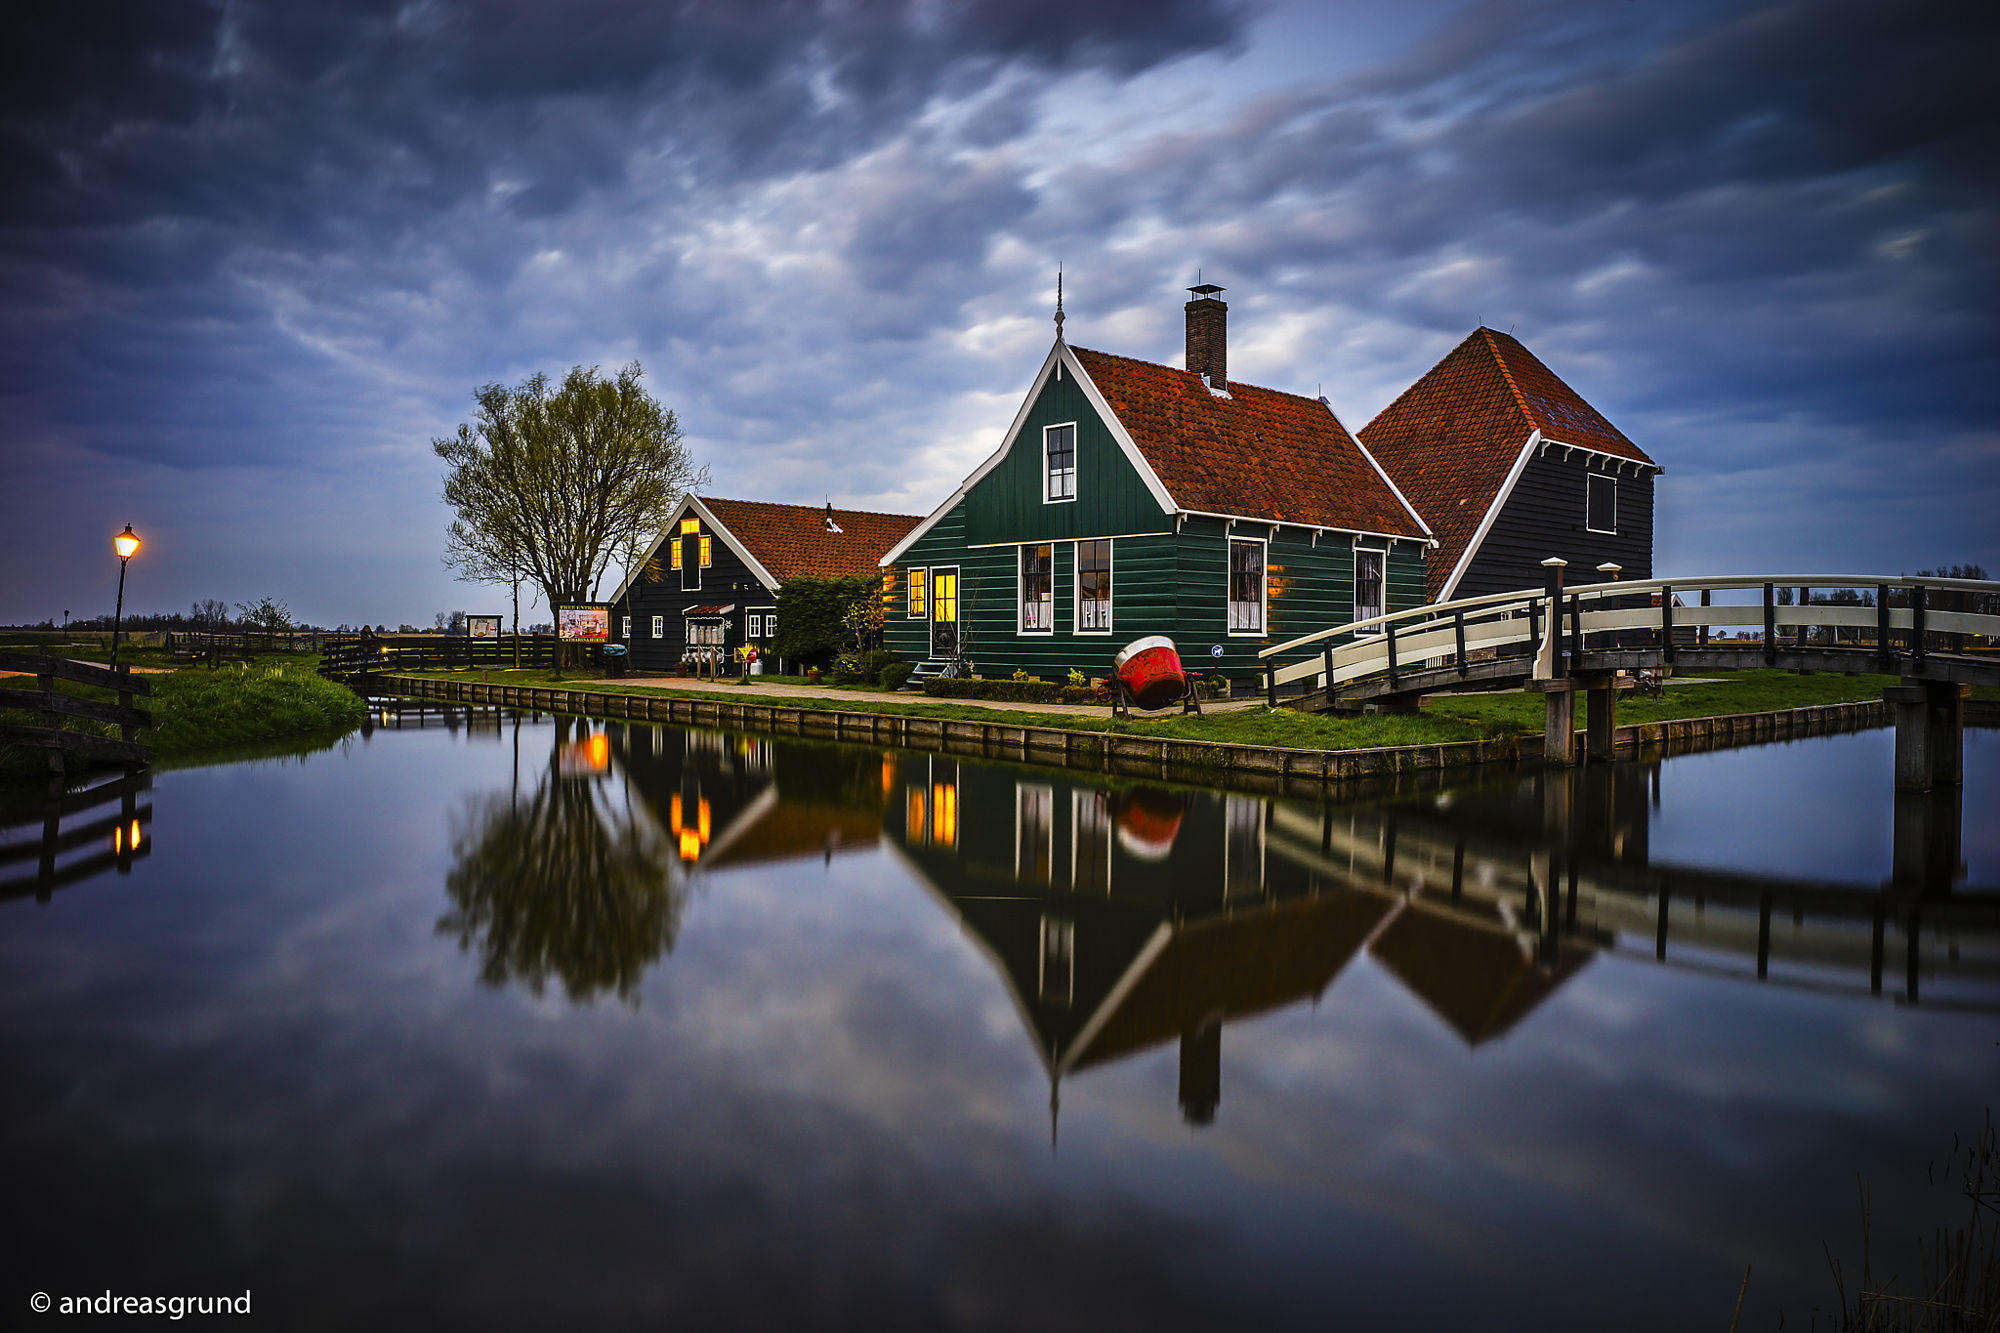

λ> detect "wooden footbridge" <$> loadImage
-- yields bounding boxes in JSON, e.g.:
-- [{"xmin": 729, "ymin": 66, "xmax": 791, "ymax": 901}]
[{"xmin": 1258, "ymin": 567, "xmax": 1999, "ymax": 789}]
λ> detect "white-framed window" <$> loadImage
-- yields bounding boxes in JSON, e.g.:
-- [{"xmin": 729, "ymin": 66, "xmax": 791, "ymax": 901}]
[
  {"xmin": 908, "ymin": 567, "xmax": 928, "ymax": 618},
  {"xmin": 1039, "ymin": 914, "xmax": 1074, "ymax": 1006},
  {"xmin": 651, "ymin": 615, "xmax": 664, "ymax": 638},
  {"xmin": 765, "ymin": 610, "xmax": 776, "ymax": 638},
  {"xmin": 1223, "ymin": 794, "xmax": 1266, "ymax": 898},
  {"xmin": 1072, "ymin": 789, "xmax": 1111, "ymax": 893},
  {"xmin": 1020, "ymin": 543, "xmax": 1054, "ymax": 633},
  {"xmin": 1586, "ymin": 474, "xmax": 1617, "ymax": 534},
  {"xmin": 1227, "ymin": 538, "xmax": 1267, "ymax": 635},
  {"xmin": 746, "ymin": 614, "xmax": 761, "ymax": 638},
  {"xmin": 1016, "ymin": 782, "xmax": 1054, "ymax": 882},
  {"xmin": 1076, "ymin": 539, "xmax": 1112, "ymax": 634},
  {"xmin": 1043, "ymin": 422, "xmax": 1076, "ymax": 503},
  {"xmin": 621, "ymin": 615, "xmax": 632, "ymax": 640},
  {"xmin": 1353, "ymin": 547, "xmax": 1385, "ymax": 634}
]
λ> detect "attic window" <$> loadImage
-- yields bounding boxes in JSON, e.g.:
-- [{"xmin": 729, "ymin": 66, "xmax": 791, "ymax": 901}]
[
  {"xmin": 1044, "ymin": 423, "xmax": 1076, "ymax": 503},
  {"xmin": 1586, "ymin": 474, "xmax": 1617, "ymax": 534}
]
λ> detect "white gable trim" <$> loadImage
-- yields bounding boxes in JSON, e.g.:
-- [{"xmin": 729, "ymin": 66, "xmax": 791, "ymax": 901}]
[
  {"xmin": 1436, "ymin": 430, "xmax": 1539, "ymax": 603},
  {"xmin": 1329, "ymin": 399, "xmax": 1434, "ymax": 540},
  {"xmin": 609, "ymin": 494, "xmax": 782, "ymax": 606},
  {"xmin": 1537, "ymin": 436, "xmax": 1664, "ymax": 475},
  {"xmin": 878, "ymin": 340, "xmax": 1178, "ymax": 567}
]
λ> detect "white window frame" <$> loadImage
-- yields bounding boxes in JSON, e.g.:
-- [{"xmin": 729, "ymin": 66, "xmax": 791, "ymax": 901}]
[
  {"xmin": 1018, "ymin": 542, "xmax": 1055, "ymax": 635},
  {"xmin": 765, "ymin": 610, "xmax": 776, "ymax": 638},
  {"xmin": 1042, "ymin": 421, "xmax": 1078, "ymax": 504},
  {"xmin": 651, "ymin": 615, "xmax": 664, "ymax": 638},
  {"xmin": 1016, "ymin": 782, "xmax": 1054, "ymax": 882},
  {"xmin": 1074, "ymin": 538, "xmax": 1113, "ymax": 635},
  {"xmin": 1586, "ymin": 473, "xmax": 1617, "ymax": 534},
  {"xmin": 699, "ymin": 534, "xmax": 713, "ymax": 568},
  {"xmin": 621, "ymin": 615, "xmax": 632, "ymax": 640},
  {"xmin": 1226, "ymin": 536, "xmax": 1269, "ymax": 637},
  {"xmin": 1223, "ymin": 794, "xmax": 1266, "ymax": 899},
  {"xmin": 1071, "ymin": 788, "xmax": 1112, "ymax": 893},
  {"xmin": 908, "ymin": 567, "xmax": 928, "ymax": 619},
  {"xmin": 746, "ymin": 614, "xmax": 761, "ymax": 638},
  {"xmin": 1351, "ymin": 544, "xmax": 1386, "ymax": 637}
]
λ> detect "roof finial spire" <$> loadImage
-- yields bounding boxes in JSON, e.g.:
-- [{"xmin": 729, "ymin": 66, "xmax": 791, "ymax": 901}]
[{"xmin": 1054, "ymin": 266, "xmax": 1065, "ymax": 342}]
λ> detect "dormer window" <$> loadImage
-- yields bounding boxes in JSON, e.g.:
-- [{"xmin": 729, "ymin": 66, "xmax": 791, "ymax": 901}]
[{"xmin": 1044, "ymin": 423, "xmax": 1076, "ymax": 503}]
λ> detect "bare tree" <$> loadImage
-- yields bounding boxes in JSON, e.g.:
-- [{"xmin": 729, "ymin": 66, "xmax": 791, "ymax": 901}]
[{"xmin": 434, "ymin": 362, "xmax": 705, "ymax": 620}]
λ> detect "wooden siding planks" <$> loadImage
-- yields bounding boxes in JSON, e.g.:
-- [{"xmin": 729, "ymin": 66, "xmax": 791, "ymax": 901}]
[{"xmin": 1456, "ymin": 451, "xmax": 1653, "ymax": 598}]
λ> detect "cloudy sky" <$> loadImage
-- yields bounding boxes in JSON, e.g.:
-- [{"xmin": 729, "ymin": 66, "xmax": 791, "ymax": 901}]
[{"xmin": 2, "ymin": 0, "xmax": 1993, "ymax": 627}]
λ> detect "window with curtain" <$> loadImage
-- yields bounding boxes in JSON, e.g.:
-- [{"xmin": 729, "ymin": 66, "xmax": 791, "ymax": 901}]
[
  {"xmin": 1076, "ymin": 539, "xmax": 1111, "ymax": 632},
  {"xmin": 908, "ymin": 568, "xmax": 927, "ymax": 617},
  {"xmin": 1021, "ymin": 543, "xmax": 1054, "ymax": 632},
  {"xmin": 1228, "ymin": 540, "xmax": 1265, "ymax": 633},
  {"xmin": 1044, "ymin": 423, "xmax": 1076, "ymax": 501}
]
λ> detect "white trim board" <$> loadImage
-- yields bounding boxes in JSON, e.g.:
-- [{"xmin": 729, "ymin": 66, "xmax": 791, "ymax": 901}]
[
  {"xmin": 609, "ymin": 494, "xmax": 782, "ymax": 607},
  {"xmin": 1436, "ymin": 430, "xmax": 1539, "ymax": 604}
]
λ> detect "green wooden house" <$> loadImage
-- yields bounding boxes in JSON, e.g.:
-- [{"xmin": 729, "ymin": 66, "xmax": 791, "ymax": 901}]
[{"xmin": 879, "ymin": 285, "xmax": 1434, "ymax": 682}]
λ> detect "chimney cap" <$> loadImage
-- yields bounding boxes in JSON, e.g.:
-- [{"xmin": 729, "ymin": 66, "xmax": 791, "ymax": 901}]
[{"xmin": 1187, "ymin": 283, "xmax": 1225, "ymax": 299}]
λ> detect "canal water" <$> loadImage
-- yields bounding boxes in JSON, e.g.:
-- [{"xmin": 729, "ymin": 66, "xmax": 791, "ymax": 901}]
[{"xmin": 2, "ymin": 712, "xmax": 1994, "ymax": 1330}]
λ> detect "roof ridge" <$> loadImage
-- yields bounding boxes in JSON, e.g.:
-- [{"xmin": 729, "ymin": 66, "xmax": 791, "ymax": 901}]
[
  {"xmin": 1476, "ymin": 326, "xmax": 1540, "ymax": 431},
  {"xmin": 1069, "ymin": 344, "xmax": 1333, "ymax": 411},
  {"xmin": 702, "ymin": 495, "xmax": 922, "ymax": 521}
]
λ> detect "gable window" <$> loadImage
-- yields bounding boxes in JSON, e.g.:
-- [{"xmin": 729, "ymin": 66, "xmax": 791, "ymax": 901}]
[
  {"xmin": 699, "ymin": 535, "xmax": 713, "ymax": 567},
  {"xmin": 670, "ymin": 541, "xmax": 683, "ymax": 570},
  {"xmin": 908, "ymin": 568, "xmax": 928, "ymax": 618},
  {"xmin": 621, "ymin": 615, "xmax": 632, "ymax": 640},
  {"xmin": 1020, "ymin": 543, "xmax": 1054, "ymax": 633},
  {"xmin": 1044, "ymin": 423, "xmax": 1076, "ymax": 503},
  {"xmin": 1228, "ymin": 539, "xmax": 1266, "ymax": 634},
  {"xmin": 651, "ymin": 615, "xmax": 664, "ymax": 638},
  {"xmin": 1354, "ymin": 548, "xmax": 1385, "ymax": 633},
  {"xmin": 1076, "ymin": 539, "xmax": 1112, "ymax": 633},
  {"xmin": 1586, "ymin": 474, "xmax": 1617, "ymax": 534}
]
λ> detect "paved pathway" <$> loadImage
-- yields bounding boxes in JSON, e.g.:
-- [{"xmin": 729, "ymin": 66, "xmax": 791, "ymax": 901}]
[{"xmin": 570, "ymin": 674, "xmax": 1264, "ymax": 717}]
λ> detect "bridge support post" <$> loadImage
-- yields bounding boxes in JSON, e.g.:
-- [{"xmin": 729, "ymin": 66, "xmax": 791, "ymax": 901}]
[
  {"xmin": 1887, "ymin": 680, "xmax": 1967, "ymax": 792},
  {"xmin": 1584, "ymin": 676, "xmax": 1617, "ymax": 762},
  {"xmin": 1534, "ymin": 681, "xmax": 1578, "ymax": 765}
]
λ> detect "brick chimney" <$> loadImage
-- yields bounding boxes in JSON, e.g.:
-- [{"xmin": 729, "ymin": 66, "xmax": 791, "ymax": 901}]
[{"xmin": 1185, "ymin": 282, "xmax": 1227, "ymax": 390}]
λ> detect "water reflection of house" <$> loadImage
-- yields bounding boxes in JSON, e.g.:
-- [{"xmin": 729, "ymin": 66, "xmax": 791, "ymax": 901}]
[
  {"xmin": 607, "ymin": 725, "xmax": 885, "ymax": 872},
  {"xmin": 883, "ymin": 756, "xmax": 1590, "ymax": 1127}
]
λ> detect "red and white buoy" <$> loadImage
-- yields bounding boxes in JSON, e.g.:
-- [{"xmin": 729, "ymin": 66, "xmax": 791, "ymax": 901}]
[{"xmin": 1112, "ymin": 635, "xmax": 1188, "ymax": 710}]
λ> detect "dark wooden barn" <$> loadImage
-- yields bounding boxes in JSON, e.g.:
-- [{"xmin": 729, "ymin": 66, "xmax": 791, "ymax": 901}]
[
  {"xmin": 1359, "ymin": 328, "xmax": 1661, "ymax": 602},
  {"xmin": 609, "ymin": 496, "xmax": 921, "ymax": 674}
]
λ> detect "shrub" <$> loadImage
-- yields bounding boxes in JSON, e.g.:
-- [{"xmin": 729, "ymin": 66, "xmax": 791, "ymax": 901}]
[
  {"xmin": 830, "ymin": 652, "xmax": 866, "ymax": 685},
  {"xmin": 876, "ymin": 662, "xmax": 913, "ymax": 691},
  {"xmin": 1010, "ymin": 667, "xmax": 1031, "ymax": 682},
  {"xmin": 1067, "ymin": 668, "xmax": 1087, "ymax": 687},
  {"xmin": 921, "ymin": 678, "xmax": 1061, "ymax": 703},
  {"xmin": 1059, "ymin": 685, "xmax": 1106, "ymax": 705},
  {"xmin": 774, "ymin": 576, "xmax": 876, "ymax": 669}
]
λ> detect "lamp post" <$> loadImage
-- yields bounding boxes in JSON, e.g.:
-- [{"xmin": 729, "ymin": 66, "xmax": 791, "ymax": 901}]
[{"xmin": 111, "ymin": 524, "xmax": 141, "ymax": 670}]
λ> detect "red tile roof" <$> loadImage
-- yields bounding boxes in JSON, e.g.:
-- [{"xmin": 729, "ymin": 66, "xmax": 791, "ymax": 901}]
[
  {"xmin": 1359, "ymin": 328, "xmax": 1654, "ymax": 599},
  {"xmin": 700, "ymin": 497, "xmax": 922, "ymax": 582},
  {"xmin": 1069, "ymin": 346, "xmax": 1428, "ymax": 539}
]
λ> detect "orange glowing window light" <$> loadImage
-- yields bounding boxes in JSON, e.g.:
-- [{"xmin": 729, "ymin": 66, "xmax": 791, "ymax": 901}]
[
  {"xmin": 932, "ymin": 782, "xmax": 958, "ymax": 847},
  {"xmin": 678, "ymin": 830, "xmax": 702, "ymax": 861},
  {"xmin": 906, "ymin": 788, "xmax": 926, "ymax": 843},
  {"xmin": 680, "ymin": 518, "xmax": 700, "ymax": 534},
  {"xmin": 586, "ymin": 734, "xmax": 610, "ymax": 772},
  {"xmin": 696, "ymin": 797, "xmax": 711, "ymax": 841},
  {"xmin": 670, "ymin": 793, "xmax": 684, "ymax": 832}
]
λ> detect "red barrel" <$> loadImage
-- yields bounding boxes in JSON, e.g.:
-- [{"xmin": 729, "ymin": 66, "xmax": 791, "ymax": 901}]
[
  {"xmin": 1113, "ymin": 635, "xmax": 1186, "ymax": 710},
  {"xmin": 1116, "ymin": 788, "xmax": 1186, "ymax": 861}
]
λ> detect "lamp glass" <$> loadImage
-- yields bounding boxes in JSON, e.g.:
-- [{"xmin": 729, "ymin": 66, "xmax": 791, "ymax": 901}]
[{"xmin": 114, "ymin": 526, "xmax": 141, "ymax": 560}]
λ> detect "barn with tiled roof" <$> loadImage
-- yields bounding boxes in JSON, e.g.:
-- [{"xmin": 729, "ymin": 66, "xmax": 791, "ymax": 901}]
[
  {"xmin": 1360, "ymin": 328, "xmax": 1661, "ymax": 602},
  {"xmin": 880, "ymin": 284, "xmax": 1435, "ymax": 682},
  {"xmin": 610, "ymin": 496, "xmax": 921, "ymax": 674}
]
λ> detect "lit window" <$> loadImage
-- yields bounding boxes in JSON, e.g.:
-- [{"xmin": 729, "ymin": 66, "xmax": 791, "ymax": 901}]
[
  {"xmin": 1020, "ymin": 544, "xmax": 1054, "ymax": 632},
  {"xmin": 1228, "ymin": 540, "xmax": 1265, "ymax": 633},
  {"xmin": 1587, "ymin": 474, "xmax": 1617, "ymax": 534},
  {"xmin": 699, "ymin": 535, "xmax": 713, "ymax": 567},
  {"xmin": 1044, "ymin": 423, "xmax": 1076, "ymax": 501},
  {"xmin": 1076, "ymin": 539, "xmax": 1111, "ymax": 633},
  {"xmin": 670, "ymin": 542, "xmax": 683, "ymax": 570},
  {"xmin": 908, "ymin": 568, "xmax": 928, "ymax": 618},
  {"xmin": 651, "ymin": 615, "xmax": 664, "ymax": 638},
  {"xmin": 680, "ymin": 518, "xmax": 699, "ymax": 534}
]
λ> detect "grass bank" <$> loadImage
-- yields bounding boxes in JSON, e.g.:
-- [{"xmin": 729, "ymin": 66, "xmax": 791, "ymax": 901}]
[
  {"xmin": 1, "ymin": 657, "xmax": 367, "ymax": 782},
  {"xmin": 383, "ymin": 665, "xmax": 1920, "ymax": 753}
]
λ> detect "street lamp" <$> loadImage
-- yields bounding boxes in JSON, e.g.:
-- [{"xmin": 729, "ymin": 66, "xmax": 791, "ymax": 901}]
[{"xmin": 111, "ymin": 524, "xmax": 141, "ymax": 670}]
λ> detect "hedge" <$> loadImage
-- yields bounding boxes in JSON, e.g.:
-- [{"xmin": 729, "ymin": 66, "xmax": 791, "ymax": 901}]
[
  {"xmin": 773, "ymin": 575, "xmax": 876, "ymax": 669},
  {"xmin": 919, "ymin": 679, "xmax": 1110, "ymax": 705}
]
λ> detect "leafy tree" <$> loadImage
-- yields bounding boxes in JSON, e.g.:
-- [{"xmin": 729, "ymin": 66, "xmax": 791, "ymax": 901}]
[
  {"xmin": 773, "ymin": 575, "xmax": 876, "ymax": 668},
  {"xmin": 434, "ymin": 362, "xmax": 706, "ymax": 620},
  {"xmin": 236, "ymin": 596, "xmax": 295, "ymax": 631}
]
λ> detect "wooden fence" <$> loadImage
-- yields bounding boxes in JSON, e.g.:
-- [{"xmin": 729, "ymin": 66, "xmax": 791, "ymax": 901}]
[
  {"xmin": 319, "ymin": 634, "xmax": 584, "ymax": 678},
  {"xmin": 0, "ymin": 769, "xmax": 152, "ymax": 902},
  {"xmin": 0, "ymin": 651, "xmax": 152, "ymax": 771}
]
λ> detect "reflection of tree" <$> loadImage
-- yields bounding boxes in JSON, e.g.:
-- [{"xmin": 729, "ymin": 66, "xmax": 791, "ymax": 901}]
[{"xmin": 438, "ymin": 729, "xmax": 683, "ymax": 1005}]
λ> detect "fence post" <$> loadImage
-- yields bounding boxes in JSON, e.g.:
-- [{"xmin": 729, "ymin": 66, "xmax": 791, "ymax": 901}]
[
  {"xmin": 1542, "ymin": 558, "xmax": 1567, "ymax": 678},
  {"xmin": 1384, "ymin": 617, "xmax": 1399, "ymax": 687},
  {"xmin": 1911, "ymin": 585, "xmax": 1927, "ymax": 666},
  {"xmin": 1877, "ymin": 585, "xmax": 1892, "ymax": 669},
  {"xmin": 1264, "ymin": 661, "xmax": 1276, "ymax": 708},
  {"xmin": 1762, "ymin": 583, "xmax": 1777, "ymax": 666},
  {"xmin": 1699, "ymin": 587, "xmax": 1711, "ymax": 649},
  {"xmin": 1322, "ymin": 645, "xmax": 1333, "ymax": 697},
  {"xmin": 1661, "ymin": 585, "xmax": 1675, "ymax": 663},
  {"xmin": 1453, "ymin": 610, "xmax": 1467, "ymax": 676}
]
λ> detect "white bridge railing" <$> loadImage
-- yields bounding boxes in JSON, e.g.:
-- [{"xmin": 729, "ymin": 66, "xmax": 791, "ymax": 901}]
[{"xmin": 1256, "ymin": 575, "xmax": 2000, "ymax": 696}]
